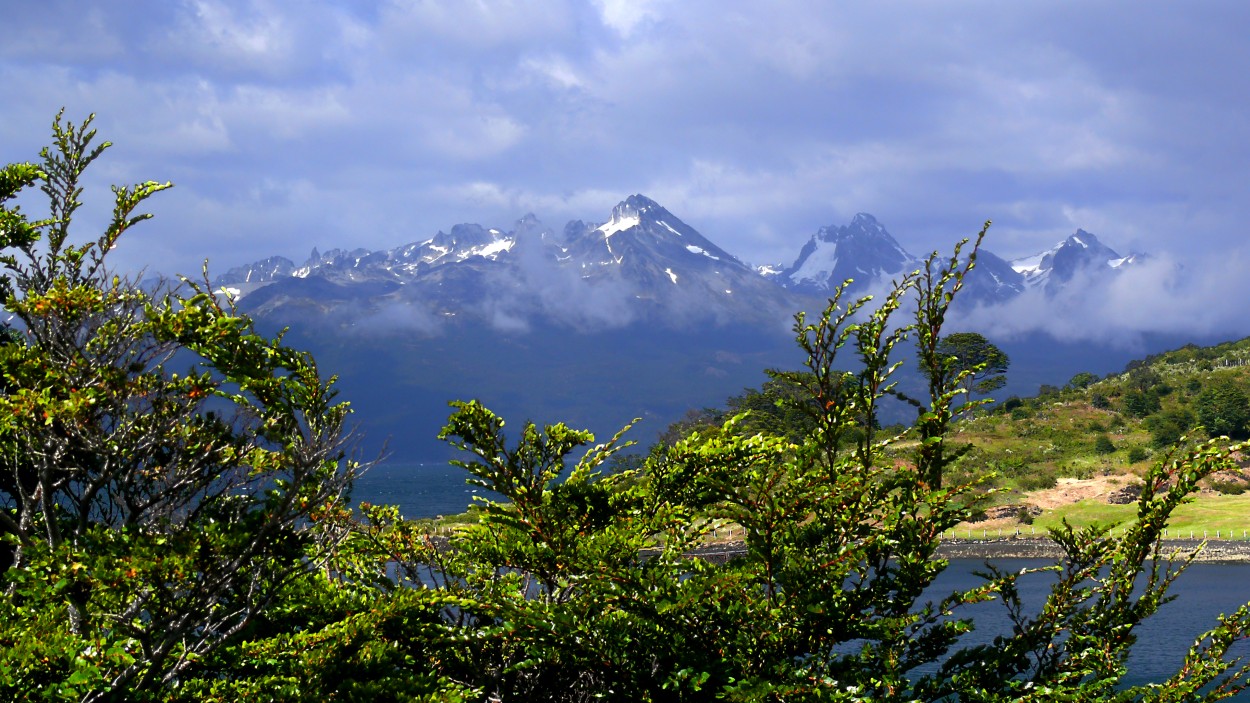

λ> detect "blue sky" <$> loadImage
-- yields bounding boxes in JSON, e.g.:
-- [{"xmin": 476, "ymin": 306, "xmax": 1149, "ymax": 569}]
[{"xmin": 3, "ymin": 1, "xmax": 1250, "ymax": 331}]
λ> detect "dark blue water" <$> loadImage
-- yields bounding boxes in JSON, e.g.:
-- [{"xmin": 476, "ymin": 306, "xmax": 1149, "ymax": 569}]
[
  {"xmin": 353, "ymin": 465, "xmax": 1250, "ymax": 693},
  {"xmin": 930, "ymin": 559, "xmax": 1250, "ymax": 694},
  {"xmin": 351, "ymin": 462, "xmax": 481, "ymax": 518}
]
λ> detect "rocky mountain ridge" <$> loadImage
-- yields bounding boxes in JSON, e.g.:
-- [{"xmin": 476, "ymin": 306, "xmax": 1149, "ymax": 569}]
[{"xmin": 216, "ymin": 195, "xmax": 1142, "ymax": 330}]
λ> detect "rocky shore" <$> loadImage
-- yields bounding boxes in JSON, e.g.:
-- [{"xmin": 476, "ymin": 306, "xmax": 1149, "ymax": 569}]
[
  {"xmin": 934, "ymin": 537, "xmax": 1250, "ymax": 562},
  {"xmin": 687, "ymin": 538, "xmax": 1250, "ymax": 564}
]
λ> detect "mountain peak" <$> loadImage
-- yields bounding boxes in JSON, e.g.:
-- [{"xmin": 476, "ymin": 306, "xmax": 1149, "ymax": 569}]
[
  {"xmin": 621, "ymin": 193, "xmax": 661, "ymax": 211},
  {"xmin": 1010, "ymin": 228, "xmax": 1130, "ymax": 293},
  {"xmin": 782, "ymin": 213, "xmax": 913, "ymax": 293},
  {"xmin": 850, "ymin": 212, "xmax": 884, "ymax": 230},
  {"xmin": 1066, "ymin": 229, "xmax": 1105, "ymax": 250},
  {"xmin": 604, "ymin": 194, "xmax": 663, "ymax": 228}
]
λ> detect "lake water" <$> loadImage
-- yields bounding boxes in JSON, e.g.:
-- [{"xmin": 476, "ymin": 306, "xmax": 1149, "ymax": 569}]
[
  {"xmin": 353, "ymin": 463, "xmax": 1250, "ymax": 694},
  {"xmin": 931, "ymin": 559, "xmax": 1250, "ymax": 695},
  {"xmin": 351, "ymin": 462, "xmax": 481, "ymax": 518}
]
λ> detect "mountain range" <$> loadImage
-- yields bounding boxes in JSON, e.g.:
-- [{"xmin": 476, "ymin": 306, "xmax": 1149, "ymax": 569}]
[
  {"xmin": 218, "ymin": 194, "xmax": 1141, "ymax": 329},
  {"xmin": 214, "ymin": 195, "xmax": 1149, "ymax": 461}
]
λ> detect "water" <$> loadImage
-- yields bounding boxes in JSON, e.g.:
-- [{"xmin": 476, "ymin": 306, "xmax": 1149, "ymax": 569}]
[
  {"xmin": 351, "ymin": 462, "xmax": 481, "ymax": 518},
  {"xmin": 929, "ymin": 559, "xmax": 1250, "ymax": 695},
  {"xmin": 351, "ymin": 466, "xmax": 1250, "ymax": 693}
]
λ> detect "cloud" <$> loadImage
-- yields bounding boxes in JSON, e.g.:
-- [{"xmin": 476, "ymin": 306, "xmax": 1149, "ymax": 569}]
[
  {"xmin": 591, "ymin": 0, "xmax": 665, "ymax": 38},
  {"xmin": 952, "ymin": 253, "xmax": 1250, "ymax": 347},
  {"xmin": 3, "ymin": 0, "xmax": 1250, "ymax": 345}
]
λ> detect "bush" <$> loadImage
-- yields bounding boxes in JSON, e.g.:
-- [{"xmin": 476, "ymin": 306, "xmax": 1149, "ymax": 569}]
[
  {"xmin": 1017, "ymin": 471, "xmax": 1059, "ymax": 491},
  {"xmin": 1127, "ymin": 446, "xmax": 1150, "ymax": 463},
  {"xmin": 1211, "ymin": 480, "xmax": 1249, "ymax": 496},
  {"xmin": 1094, "ymin": 434, "xmax": 1117, "ymax": 454}
]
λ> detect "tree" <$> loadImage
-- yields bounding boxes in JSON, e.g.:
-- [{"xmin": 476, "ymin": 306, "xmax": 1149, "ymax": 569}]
[
  {"xmin": 1067, "ymin": 371, "xmax": 1099, "ymax": 390},
  {"xmin": 1197, "ymin": 378, "xmax": 1250, "ymax": 440},
  {"xmin": 934, "ymin": 331, "xmax": 1010, "ymax": 398},
  {"xmin": 0, "ymin": 113, "xmax": 360, "ymax": 699}
]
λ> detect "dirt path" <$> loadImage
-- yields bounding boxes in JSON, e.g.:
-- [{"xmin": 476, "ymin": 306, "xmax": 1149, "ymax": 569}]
[{"xmin": 1024, "ymin": 475, "xmax": 1132, "ymax": 510}]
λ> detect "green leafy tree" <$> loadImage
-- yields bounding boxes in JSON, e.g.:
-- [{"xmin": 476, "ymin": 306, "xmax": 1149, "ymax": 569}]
[
  {"xmin": 1067, "ymin": 371, "xmax": 1099, "ymax": 390},
  {"xmin": 724, "ymin": 371, "xmax": 822, "ymax": 443},
  {"xmin": 933, "ymin": 331, "xmax": 1010, "ymax": 399},
  {"xmin": 0, "ymin": 114, "xmax": 360, "ymax": 699},
  {"xmin": 1197, "ymin": 379, "xmax": 1250, "ymax": 440}
]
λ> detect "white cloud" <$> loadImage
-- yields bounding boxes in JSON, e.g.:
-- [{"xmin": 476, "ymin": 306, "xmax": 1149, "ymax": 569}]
[
  {"xmin": 591, "ymin": 0, "xmax": 665, "ymax": 37},
  {"xmin": 378, "ymin": 0, "xmax": 576, "ymax": 48}
]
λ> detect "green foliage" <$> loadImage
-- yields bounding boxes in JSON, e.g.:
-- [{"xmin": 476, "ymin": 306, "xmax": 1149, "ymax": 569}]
[
  {"xmin": 0, "ymin": 114, "xmax": 359, "ymax": 699},
  {"xmin": 1197, "ymin": 378, "xmax": 1250, "ymax": 440},
  {"xmin": 1210, "ymin": 480, "xmax": 1249, "ymax": 496},
  {"xmin": 1093, "ymin": 434, "xmax": 1116, "ymax": 454},
  {"xmin": 1067, "ymin": 371, "xmax": 1099, "ymax": 390},
  {"xmin": 932, "ymin": 330, "xmax": 1010, "ymax": 398},
  {"xmin": 1123, "ymin": 389, "xmax": 1162, "ymax": 418},
  {"xmin": 724, "ymin": 371, "xmax": 823, "ymax": 443},
  {"xmin": 289, "ymin": 224, "xmax": 1250, "ymax": 700},
  {"xmin": 1127, "ymin": 446, "xmax": 1150, "ymax": 463},
  {"xmin": 1146, "ymin": 407, "xmax": 1196, "ymax": 449}
]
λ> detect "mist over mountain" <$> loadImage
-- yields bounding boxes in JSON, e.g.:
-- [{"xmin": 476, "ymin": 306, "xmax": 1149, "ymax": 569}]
[{"xmin": 215, "ymin": 195, "xmax": 1228, "ymax": 460}]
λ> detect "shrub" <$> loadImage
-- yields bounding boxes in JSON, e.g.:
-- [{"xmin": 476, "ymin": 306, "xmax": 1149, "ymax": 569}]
[
  {"xmin": 1127, "ymin": 446, "xmax": 1150, "ymax": 463},
  {"xmin": 1210, "ymin": 480, "xmax": 1249, "ymax": 496},
  {"xmin": 1017, "ymin": 471, "xmax": 1059, "ymax": 492},
  {"xmin": 1094, "ymin": 434, "xmax": 1117, "ymax": 454}
]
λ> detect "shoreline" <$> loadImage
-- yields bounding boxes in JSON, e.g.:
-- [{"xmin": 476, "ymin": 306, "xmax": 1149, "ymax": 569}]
[
  {"xmin": 934, "ymin": 537, "xmax": 1250, "ymax": 563},
  {"xmin": 686, "ymin": 538, "xmax": 1250, "ymax": 564}
]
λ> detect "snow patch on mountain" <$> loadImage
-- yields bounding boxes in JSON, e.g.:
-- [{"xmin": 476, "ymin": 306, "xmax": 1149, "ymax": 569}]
[{"xmin": 598, "ymin": 214, "xmax": 641, "ymax": 238}]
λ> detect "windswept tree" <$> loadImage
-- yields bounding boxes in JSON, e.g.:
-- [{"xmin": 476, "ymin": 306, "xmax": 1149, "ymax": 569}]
[
  {"xmin": 0, "ymin": 113, "xmax": 361, "ymax": 699},
  {"xmin": 934, "ymin": 331, "xmax": 1010, "ymax": 398}
]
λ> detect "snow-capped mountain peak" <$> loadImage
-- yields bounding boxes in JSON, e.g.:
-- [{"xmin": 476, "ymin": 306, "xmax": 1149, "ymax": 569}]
[
  {"xmin": 781, "ymin": 213, "xmax": 916, "ymax": 294},
  {"xmin": 1010, "ymin": 228, "xmax": 1130, "ymax": 293}
]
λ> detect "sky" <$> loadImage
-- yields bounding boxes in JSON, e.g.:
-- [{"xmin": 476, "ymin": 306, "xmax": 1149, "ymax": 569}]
[{"xmin": 3, "ymin": 1, "xmax": 1250, "ymax": 339}]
